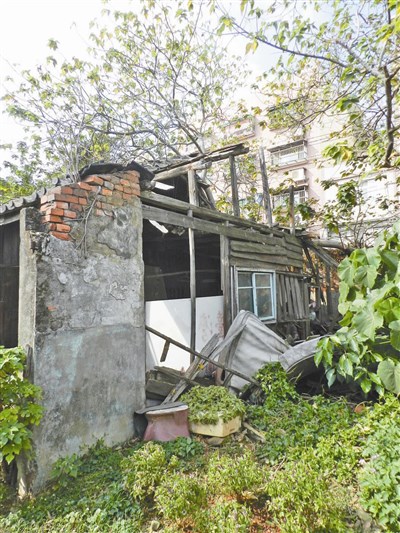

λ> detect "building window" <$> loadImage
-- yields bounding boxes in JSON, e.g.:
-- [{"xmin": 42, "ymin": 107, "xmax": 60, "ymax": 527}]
[
  {"xmin": 272, "ymin": 187, "xmax": 308, "ymax": 209},
  {"xmin": 270, "ymin": 142, "xmax": 307, "ymax": 167},
  {"xmin": 237, "ymin": 270, "xmax": 276, "ymax": 321}
]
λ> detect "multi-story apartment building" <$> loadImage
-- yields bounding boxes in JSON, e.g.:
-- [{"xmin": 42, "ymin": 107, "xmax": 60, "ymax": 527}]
[{"xmin": 217, "ymin": 114, "xmax": 399, "ymax": 246}]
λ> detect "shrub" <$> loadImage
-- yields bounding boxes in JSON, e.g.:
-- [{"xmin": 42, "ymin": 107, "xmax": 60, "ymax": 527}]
[
  {"xmin": 358, "ymin": 396, "xmax": 400, "ymax": 531},
  {"xmin": 121, "ymin": 442, "xmax": 167, "ymax": 502},
  {"xmin": 154, "ymin": 472, "xmax": 207, "ymax": 522},
  {"xmin": 267, "ymin": 448, "xmax": 350, "ymax": 533},
  {"xmin": 196, "ymin": 499, "xmax": 252, "ymax": 532},
  {"xmin": 206, "ymin": 448, "xmax": 265, "ymax": 497},
  {"xmin": 0, "ymin": 346, "xmax": 43, "ymax": 464}
]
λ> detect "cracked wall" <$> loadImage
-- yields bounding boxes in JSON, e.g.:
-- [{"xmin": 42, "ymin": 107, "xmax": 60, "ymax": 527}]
[{"xmin": 18, "ymin": 172, "xmax": 145, "ymax": 493}]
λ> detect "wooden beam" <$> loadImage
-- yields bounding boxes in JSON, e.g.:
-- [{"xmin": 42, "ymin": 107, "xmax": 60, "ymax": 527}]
[
  {"xmin": 259, "ymin": 147, "xmax": 273, "ymax": 226},
  {"xmin": 229, "ymin": 155, "xmax": 240, "ymax": 217},
  {"xmin": 154, "ymin": 162, "xmax": 210, "ymax": 181},
  {"xmin": 141, "ymin": 191, "xmax": 285, "ymax": 237},
  {"xmin": 289, "ymin": 185, "xmax": 295, "ymax": 235},
  {"xmin": 142, "ymin": 204, "xmax": 292, "ymax": 246}
]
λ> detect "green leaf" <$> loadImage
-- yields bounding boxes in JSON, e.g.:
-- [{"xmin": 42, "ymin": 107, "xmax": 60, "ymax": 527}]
[
  {"xmin": 353, "ymin": 305, "xmax": 384, "ymax": 341},
  {"xmin": 354, "ymin": 265, "xmax": 378, "ymax": 289},
  {"xmin": 360, "ymin": 378, "xmax": 372, "ymax": 394},
  {"xmin": 388, "ymin": 320, "xmax": 400, "ymax": 351},
  {"xmin": 377, "ymin": 360, "xmax": 400, "ymax": 393},
  {"xmin": 326, "ymin": 368, "xmax": 336, "ymax": 388},
  {"xmin": 338, "ymin": 258, "xmax": 355, "ymax": 285}
]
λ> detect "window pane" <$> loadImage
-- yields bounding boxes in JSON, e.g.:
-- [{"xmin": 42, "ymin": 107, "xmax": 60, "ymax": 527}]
[
  {"xmin": 256, "ymin": 288, "xmax": 273, "ymax": 318},
  {"xmin": 238, "ymin": 288, "xmax": 254, "ymax": 313},
  {"xmin": 254, "ymin": 273, "xmax": 271, "ymax": 288},
  {"xmin": 238, "ymin": 272, "xmax": 252, "ymax": 287}
]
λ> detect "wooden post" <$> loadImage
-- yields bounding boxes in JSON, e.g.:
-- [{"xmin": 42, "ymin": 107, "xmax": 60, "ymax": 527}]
[
  {"xmin": 289, "ymin": 185, "xmax": 295, "ymax": 235},
  {"xmin": 229, "ymin": 155, "xmax": 240, "ymax": 217},
  {"xmin": 326, "ymin": 266, "xmax": 333, "ymax": 319},
  {"xmin": 220, "ymin": 231, "xmax": 232, "ymax": 334},
  {"xmin": 188, "ymin": 209, "xmax": 196, "ymax": 361},
  {"xmin": 259, "ymin": 147, "xmax": 273, "ymax": 226},
  {"xmin": 187, "ymin": 168, "xmax": 198, "ymax": 206}
]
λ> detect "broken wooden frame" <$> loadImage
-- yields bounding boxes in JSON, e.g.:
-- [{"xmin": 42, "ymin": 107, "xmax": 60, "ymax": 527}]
[{"xmin": 145, "ymin": 325, "xmax": 260, "ymax": 387}]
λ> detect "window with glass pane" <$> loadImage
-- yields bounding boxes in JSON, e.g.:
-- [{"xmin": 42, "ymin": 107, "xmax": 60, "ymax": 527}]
[
  {"xmin": 270, "ymin": 143, "xmax": 307, "ymax": 167},
  {"xmin": 237, "ymin": 271, "xmax": 275, "ymax": 320}
]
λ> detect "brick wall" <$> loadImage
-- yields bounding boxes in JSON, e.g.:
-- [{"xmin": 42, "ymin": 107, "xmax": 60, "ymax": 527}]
[{"xmin": 40, "ymin": 171, "xmax": 140, "ymax": 241}]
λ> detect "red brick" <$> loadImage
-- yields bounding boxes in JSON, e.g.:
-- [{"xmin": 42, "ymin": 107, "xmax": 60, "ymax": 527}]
[
  {"xmin": 76, "ymin": 182, "xmax": 92, "ymax": 191},
  {"xmin": 63, "ymin": 210, "xmax": 77, "ymax": 219},
  {"xmin": 52, "ymin": 193, "xmax": 80, "ymax": 204},
  {"xmin": 54, "ymin": 201, "xmax": 70, "ymax": 210},
  {"xmin": 43, "ymin": 214, "xmax": 63, "ymax": 223},
  {"xmin": 45, "ymin": 207, "xmax": 64, "ymax": 216},
  {"xmin": 55, "ymin": 223, "xmax": 71, "ymax": 233},
  {"xmin": 102, "ymin": 188, "xmax": 113, "ymax": 196},
  {"xmin": 78, "ymin": 197, "xmax": 88, "ymax": 205},
  {"xmin": 60, "ymin": 186, "xmax": 74, "ymax": 195},
  {"xmin": 83, "ymin": 175, "xmax": 104, "ymax": 186},
  {"xmin": 120, "ymin": 179, "xmax": 131, "ymax": 187},
  {"xmin": 114, "ymin": 184, "xmax": 124, "ymax": 192},
  {"xmin": 123, "ymin": 193, "xmax": 133, "ymax": 200},
  {"xmin": 69, "ymin": 187, "xmax": 88, "ymax": 198},
  {"xmin": 95, "ymin": 209, "xmax": 105, "ymax": 216},
  {"xmin": 51, "ymin": 231, "xmax": 71, "ymax": 241},
  {"xmin": 122, "ymin": 186, "xmax": 133, "ymax": 195}
]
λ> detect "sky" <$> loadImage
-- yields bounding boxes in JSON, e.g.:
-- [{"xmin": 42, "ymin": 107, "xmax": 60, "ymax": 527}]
[
  {"xmin": 0, "ymin": 0, "xmax": 132, "ymax": 146},
  {"xmin": 0, "ymin": 0, "xmax": 277, "ymax": 150}
]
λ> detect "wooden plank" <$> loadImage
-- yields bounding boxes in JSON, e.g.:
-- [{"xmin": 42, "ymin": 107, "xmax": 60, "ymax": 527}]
[
  {"xmin": 230, "ymin": 240, "xmax": 284, "ymax": 254},
  {"xmin": 276, "ymin": 275, "xmax": 285, "ymax": 321},
  {"xmin": 220, "ymin": 233, "xmax": 232, "ymax": 334},
  {"xmin": 142, "ymin": 204, "xmax": 287, "ymax": 245},
  {"xmin": 229, "ymin": 155, "xmax": 240, "ymax": 217},
  {"xmin": 230, "ymin": 251, "xmax": 303, "ymax": 269},
  {"xmin": 160, "ymin": 340, "xmax": 170, "ymax": 363},
  {"xmin": 230, "ymin": 257, "xmax": 300, "ymax": 271}
]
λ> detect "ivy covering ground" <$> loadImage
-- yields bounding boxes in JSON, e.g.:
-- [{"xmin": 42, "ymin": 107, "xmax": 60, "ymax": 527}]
[{"xmin": 1, "ymin": 368, "xmax": 399, "ymax": 532}]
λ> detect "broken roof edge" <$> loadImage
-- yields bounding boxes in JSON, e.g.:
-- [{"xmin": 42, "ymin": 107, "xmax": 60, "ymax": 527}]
[{"xmin": 0, "ymin": 143, "xmax": 249, "ymax": 219}]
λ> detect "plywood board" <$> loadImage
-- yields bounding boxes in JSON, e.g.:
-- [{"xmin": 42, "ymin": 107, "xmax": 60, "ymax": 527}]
[{"xmin": 145, "ymin": 295, "xmax": 224, "ymax": 371}]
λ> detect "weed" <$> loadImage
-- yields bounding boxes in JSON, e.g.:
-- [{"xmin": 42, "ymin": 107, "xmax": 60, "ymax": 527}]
[
  {"xmin": 206, "ymin": 448, "xmax": 266, "ymax": 498},
  {"xmin": 267, "ymin": 447, "xmax": 350, "ymax": 533},
  {"xmin": 154, "ymin": 472, "xmax": 207, "ymax": 522},
  {"xmin": 163, "ymin": 436, "xmax": 204, "ymax": 461},
  {"xmin": 121, "ymin": 442, "xmax": 167, "ymax": 502}
]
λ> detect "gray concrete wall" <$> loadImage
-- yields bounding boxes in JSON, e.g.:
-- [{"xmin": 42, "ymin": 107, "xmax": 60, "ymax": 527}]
[{"xmin": 18, "ymin": 197, "xmax": 145, "ymax": 492}]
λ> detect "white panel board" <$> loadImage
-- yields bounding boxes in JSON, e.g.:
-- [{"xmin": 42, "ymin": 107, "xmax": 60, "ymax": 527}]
[{"xmin": 145, "ymin": 296, "xmax": 224, "ymax": 371}]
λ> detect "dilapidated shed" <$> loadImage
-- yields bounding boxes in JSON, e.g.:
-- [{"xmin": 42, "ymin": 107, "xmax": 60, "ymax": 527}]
[{"xmin": 0, "ymin": 144, "xmax": 310, "ymax": 492}]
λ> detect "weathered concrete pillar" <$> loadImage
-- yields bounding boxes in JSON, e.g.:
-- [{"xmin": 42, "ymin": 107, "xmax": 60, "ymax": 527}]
[{"xmin": 18, "ymin": 171, "xmax": 145, "ymax": 493}]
